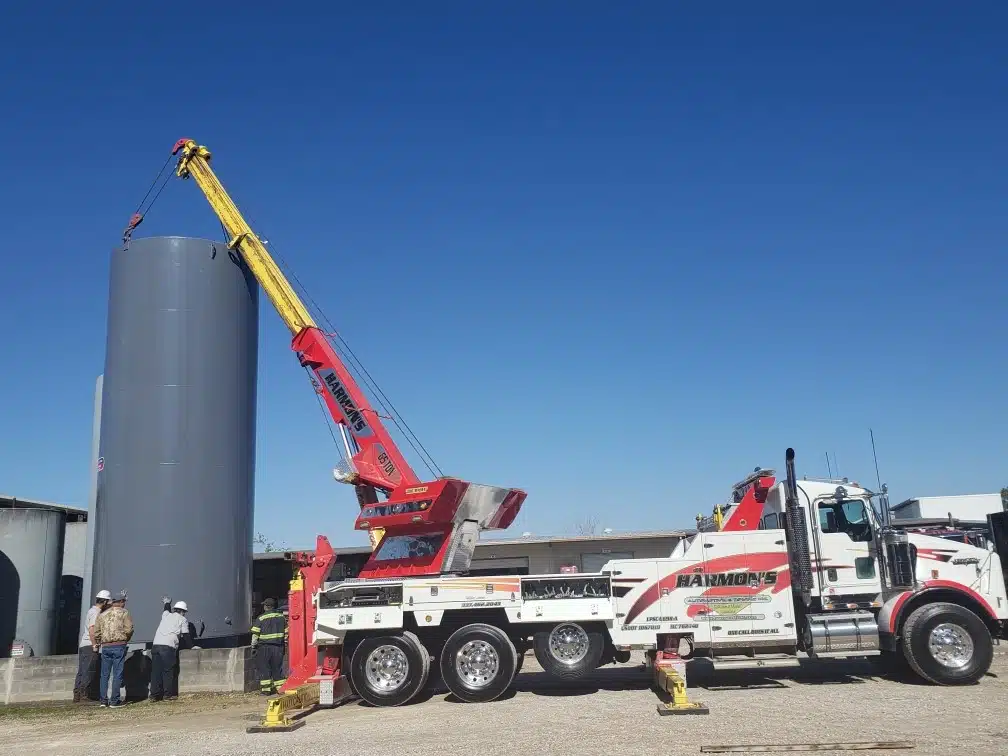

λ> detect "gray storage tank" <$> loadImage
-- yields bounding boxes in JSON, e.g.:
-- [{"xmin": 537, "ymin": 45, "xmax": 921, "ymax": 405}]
[
  {"xmin": 92, "ymin": 236, "xmax": 258, "ymax": 645},
  {"xmin": 58, "ymin": 518, "xmax": 89, "ymax": 654},
  {"xmin": 0, "ymin": 507, "xmax": 66, "ymax": 658}
]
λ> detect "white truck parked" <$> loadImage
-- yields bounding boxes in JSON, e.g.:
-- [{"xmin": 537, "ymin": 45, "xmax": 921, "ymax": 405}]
[
  {"xmin": 891, "ymin": 493, "xmax": 1004, "ymax": 523},
  {"xmin": 314, "ymin": 449, "xmax": 1008, "ymax": 706}
]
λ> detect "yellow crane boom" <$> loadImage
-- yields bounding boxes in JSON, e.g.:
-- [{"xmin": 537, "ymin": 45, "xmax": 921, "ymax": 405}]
[
  {"xmin": 172, "ymin": 139, "xmax": 315, "ymax": 336},
  {"xmin": 170, "ymin": 138, "xmax": 399, "ymax": 549}
]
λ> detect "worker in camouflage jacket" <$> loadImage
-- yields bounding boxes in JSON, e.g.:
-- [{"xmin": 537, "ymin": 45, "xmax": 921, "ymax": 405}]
[
  {"xmin": 251, "ymin": 597, "xmax": 288, "ymax": 694},
  {"xmin": 93, "ymin": 592, "xmax": 134, "ymax": 707}
]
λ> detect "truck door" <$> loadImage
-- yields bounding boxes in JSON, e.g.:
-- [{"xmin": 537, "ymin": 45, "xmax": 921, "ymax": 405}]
[
  {"xmin": 607, "ymin": 558, "xmax": 662, "ymax": 649},
  {"xmin": 697, "ymin": 532, "xmax": 752, "ymax": 646},
  {"xmin": 813, "ymin": 497, "xmax": 882, "ymax": 599},
  {"xmin": 738, "ymin": 530, "xmax": 796, "ymax": 644}
]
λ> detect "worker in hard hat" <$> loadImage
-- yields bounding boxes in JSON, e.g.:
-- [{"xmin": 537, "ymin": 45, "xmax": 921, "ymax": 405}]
[
  {"xmin": 73, "ymin": 589, "xmax": 112, "ymax": 703},
  {"xmin": 94, "ymin": 591, "xmax": 134, "ymax": 708},
  {"xmin": 251, "ymin": 597, "xmax": 288, "ymax": 695},
  {"xmin": 149, "ymin": 596, "xmax": 190, "ymax": 702}
]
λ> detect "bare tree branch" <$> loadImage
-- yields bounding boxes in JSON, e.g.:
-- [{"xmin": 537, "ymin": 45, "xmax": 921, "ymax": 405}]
[
  {"xmin": 254, "ymin": 532, "xmax": 288, "ymax": 553},
  {"xmin": 574, "ymin": 515, "xmax": 598, "ymax": 536}
]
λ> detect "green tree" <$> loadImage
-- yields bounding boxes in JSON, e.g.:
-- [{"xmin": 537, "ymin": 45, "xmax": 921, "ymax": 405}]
[{"xmin": 1002, "ymin": 487, "xmax": 1008, "ymax": 511}]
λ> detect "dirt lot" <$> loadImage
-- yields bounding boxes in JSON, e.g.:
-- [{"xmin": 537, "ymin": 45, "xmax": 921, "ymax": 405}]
[{"xmin": 2, "ymin": 650, "xmax": 1006, "ymax": 756}]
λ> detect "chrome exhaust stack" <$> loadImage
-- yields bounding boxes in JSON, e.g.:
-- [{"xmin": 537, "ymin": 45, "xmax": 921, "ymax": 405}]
[{"xmin": 783, "ymin": 448, "xmax": 814, "ymax": 609}]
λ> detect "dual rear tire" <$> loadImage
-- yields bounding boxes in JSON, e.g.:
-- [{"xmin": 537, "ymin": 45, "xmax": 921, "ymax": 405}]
[
  {"xmin": 349, "ymin": 624, "xmax": 519, "ymax": 706},
  {"xmin": 439, "ymin": 623, "xmax": 518, "ymax": 703},
  {"xmin": 348, "ymin": 619, "xmax": 606, "ymax": 707},
  {"xmin": 349, "ymin": 630, "xmax": 431, "ymax": 707}
]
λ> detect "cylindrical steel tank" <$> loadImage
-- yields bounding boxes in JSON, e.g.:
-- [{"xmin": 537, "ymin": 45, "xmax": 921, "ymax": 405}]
[
  {"xmin": 0, "ymin": 507, "xmax": 66, "ymax": 658},
  {"xmin": 58, "ymin": 519, "xmax": 88, "ymax": 654},
  {"xmin": 92, "ymin": 236, "xmax": 258, "ymax": 645}
]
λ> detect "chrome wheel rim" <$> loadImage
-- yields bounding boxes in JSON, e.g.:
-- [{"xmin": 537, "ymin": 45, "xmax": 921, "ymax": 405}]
[
  {"xmin": 548, "ymin": 623, "xmax": 590, "ymax": 665},
  {"xmin": 364, "ymin": 645, "xmax": 410, "ymax": 691},
  {"xmin": 455, "ymin": 639, "xmax": 500, "ymax": 688},
  {"xmin": 928, "ymin": 622, "xmax": 974, "ymax": 669}
]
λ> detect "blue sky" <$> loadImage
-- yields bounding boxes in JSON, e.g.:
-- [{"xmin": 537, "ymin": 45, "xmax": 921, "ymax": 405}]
[{"xmin": 0, "ymin": 3, "xmax": 1005, "ymax": 549}]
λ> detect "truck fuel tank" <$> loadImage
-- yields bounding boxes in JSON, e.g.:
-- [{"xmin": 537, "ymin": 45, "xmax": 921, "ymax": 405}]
[{"xmin": 804, "ymin": 611, "xmax": 880, "ymax": 656}]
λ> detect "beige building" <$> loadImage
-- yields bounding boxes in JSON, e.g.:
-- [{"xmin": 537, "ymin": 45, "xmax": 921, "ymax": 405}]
[
  {"xmin": 465, "ymin": 530, "xmax": 688, "ymax": 575},
  {"xmin": 252, "ymin": 530, "xmax": 688, "ymax": 606}
]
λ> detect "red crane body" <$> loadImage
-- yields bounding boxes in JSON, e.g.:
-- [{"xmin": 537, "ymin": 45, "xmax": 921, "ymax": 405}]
[{"xmin": 167, "ymin": 138, "xmax": 526, "ymax": 693}]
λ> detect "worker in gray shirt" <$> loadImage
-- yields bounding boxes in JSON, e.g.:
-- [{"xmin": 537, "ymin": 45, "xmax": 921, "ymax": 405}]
[
  {"xmin": 149, "ymin": 597, "xmax": 190, "ymax": 702},
  {"xmin": 73, "ymin": 589, "xmax": 111, "ymax": 703}
]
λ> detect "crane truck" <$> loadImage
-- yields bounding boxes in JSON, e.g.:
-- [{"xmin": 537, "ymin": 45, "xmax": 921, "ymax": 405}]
[{"xmin": 167, "ymin": 139, "xmax": 1008, "ymax": 709}]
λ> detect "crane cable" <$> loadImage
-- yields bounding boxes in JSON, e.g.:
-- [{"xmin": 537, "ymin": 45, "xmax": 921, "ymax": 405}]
[
  {"xmin": 225, "ymin": 185, "xmax": 444, "ymax": 479},
  {"xmin": 266, "ymin": 241, "xmax": 444, "ymax": 480},
  {"xmin": 228, "ymin": 207, "xmax": 442, "ymax": 479},
  {"xmin": 124, "ymin": 151, "xmax": 444, "ymax": 481},
  {"xmin": 122, "ymin": 151, "xmax": 175, "ymax": 244}
]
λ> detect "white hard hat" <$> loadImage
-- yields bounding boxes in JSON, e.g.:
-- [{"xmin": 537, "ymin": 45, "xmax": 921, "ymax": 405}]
[
  {"xmin": 96, "ymin": 590, "xmax": 112, "ymax": 601},
  {"xmin": 173, "ymin": 601, "xmax": 188, "ymax": 612}
]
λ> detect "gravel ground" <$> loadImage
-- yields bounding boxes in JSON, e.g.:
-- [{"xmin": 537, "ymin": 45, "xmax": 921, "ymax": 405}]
[{"xmin": 2, "ymin": 650, "xmax": 1006, "ymax": 756}]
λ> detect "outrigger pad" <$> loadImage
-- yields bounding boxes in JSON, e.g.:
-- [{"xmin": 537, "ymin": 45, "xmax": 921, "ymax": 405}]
[
  {"xmin": 246, "ymin": 719, "xmax": 307, "ymax": 733},
  {"xmin": 657, "ymin": 703, "xmax": 710, "ymax": 716}
]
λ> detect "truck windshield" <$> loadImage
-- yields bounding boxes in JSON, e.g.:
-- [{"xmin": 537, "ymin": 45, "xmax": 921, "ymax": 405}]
[
  {"xmin": 818, "ymin": 499, "xmax": 873, "ymax": 542},
  {"xmin": 373, "ymin": 533, "xmax": 445, "ymax": 562}
]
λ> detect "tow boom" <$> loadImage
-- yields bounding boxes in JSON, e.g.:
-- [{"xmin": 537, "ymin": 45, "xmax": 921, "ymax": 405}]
[{"xmin": 170, "ymin": 138, "xmax": 526, "ymax": 577}]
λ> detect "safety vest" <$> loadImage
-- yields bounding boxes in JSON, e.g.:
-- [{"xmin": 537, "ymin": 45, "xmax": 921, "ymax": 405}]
[{"xmin": 251, "ymin": 611, "xmax": 287, "ymax": 645}]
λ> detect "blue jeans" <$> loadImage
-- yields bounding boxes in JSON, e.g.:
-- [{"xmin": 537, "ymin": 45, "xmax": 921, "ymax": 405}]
[{"xmin": 100, "ymin": 645, "xmax": 127, "ymax": 705}]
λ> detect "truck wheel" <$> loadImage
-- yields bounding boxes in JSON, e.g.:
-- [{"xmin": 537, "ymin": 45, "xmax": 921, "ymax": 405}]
[
  {"xmin": 404, "ymin": 630, "xmax": 432, "ymax": 692},
  {"xmin": 349, "ymin": 633, "xmax": 428, "ymax": 707},
  {"xmin": 900, "ymin": 602, "xmax": 993, "ymax": 685},
  {"xmin": 532, "ymin": 622, "xmax": 604, "ymax": 680},
  {"xmin": 439, "ymin": 623, "xmax": 517, "ymax": 703},
  {"xmin": 514, "ymin": 649, "xmax": 525, "ymax": 675}
]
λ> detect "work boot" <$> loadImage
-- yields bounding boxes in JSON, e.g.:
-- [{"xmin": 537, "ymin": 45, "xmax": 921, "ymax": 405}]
[{"xmin": 72, "ymin": 690, "xmax": 82, "ymax": 703}]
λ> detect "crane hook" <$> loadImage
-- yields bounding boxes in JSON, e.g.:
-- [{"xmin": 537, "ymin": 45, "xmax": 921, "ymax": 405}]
[{"xmin": 122, "ymin": 212, "xmax": 143, "ymax": 245}]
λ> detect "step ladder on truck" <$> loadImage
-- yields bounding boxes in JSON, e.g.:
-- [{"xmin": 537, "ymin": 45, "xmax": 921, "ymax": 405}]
[{"xmin": 159, "ymin": 140, "xmax": 1008, "ymax": 712}]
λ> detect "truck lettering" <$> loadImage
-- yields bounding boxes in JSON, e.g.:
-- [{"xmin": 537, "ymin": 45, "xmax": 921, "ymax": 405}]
[
  {"xmin": 726, "ymin": 628, "xmax": 780, "ymax": 636},
  {"xmin": 675, "ymin": 571, "xmax": 778, "ymax": 589},
  {"xmin": 460, "ymin": 601, "xmax": 502, "ymax": 608},
  {"xmin": 377, "ymin": 450, "xmax": 395, "ymax": 477},
  {"xmin": 319, "ymin": 369, "xmax": 372, "ymax": 436},
  {"xmin": 686, "ymin": 594, "xmax": 770, "ymax": 605},
  {"xmin": 645, "ymin": 616, "xmax": 679, "ymax": 622}
]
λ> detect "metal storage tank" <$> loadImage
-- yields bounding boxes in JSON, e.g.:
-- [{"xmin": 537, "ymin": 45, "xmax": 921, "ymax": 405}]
[
  {"xmin": 58, "ymin": 518, "xmax": 89, "ymax": 654},
  {"xmin": 92, "ymin": 236, "xmax": 258, "ymax": 645},
  {"xmin": 0, "ymin": 508, "xmax": 66, "ymax": 658},
  {"xmin": 79, "ymin": 374, "xmax": 103, "ymax": 637}
]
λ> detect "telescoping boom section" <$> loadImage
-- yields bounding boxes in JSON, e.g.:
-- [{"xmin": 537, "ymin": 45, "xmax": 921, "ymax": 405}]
[{"xmin": 171, "ymin": 139, "xmax": 526, "ymax": 580}]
